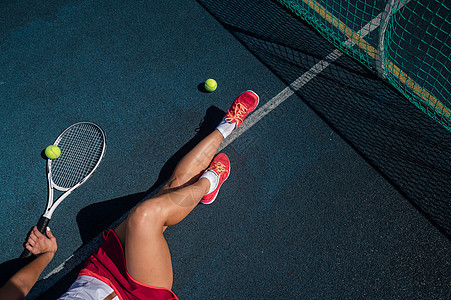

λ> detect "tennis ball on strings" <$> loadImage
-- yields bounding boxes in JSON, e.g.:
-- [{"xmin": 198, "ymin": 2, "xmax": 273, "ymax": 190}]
[
  {"xmin": 45, "ymin": 145, "xmax": 61, "ymax": 159},
  {"xmin": 204, "ymin": 79, "xmax": 217, "ymax": 92}
]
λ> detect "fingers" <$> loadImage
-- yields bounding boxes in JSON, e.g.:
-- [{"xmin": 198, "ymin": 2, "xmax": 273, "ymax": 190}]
[
  {"xmin": 47, "ymin": 227, "xmax": 57, "ymax": 253},
  {"xmin": 25, "ymin": 226, "xmax": 57, "ymax": 255},
  {"xmin": 46, "ymin": 227, "xmax": 55, "ymax": 240},
  {"xmin": 25, "ymin": 241, "xmax": 36, "ymax": 254},
  {"xmin": 26, "ymin": 227, "xmax": 42, "ymax": 254},
  {"xmin": 27, "ymin": 226, "xmax": 38, "ymax": 244}
]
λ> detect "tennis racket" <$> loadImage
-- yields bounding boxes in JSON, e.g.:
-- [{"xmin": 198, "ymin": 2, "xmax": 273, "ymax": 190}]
[{"xmin": 20, "ymin": 122, "xmax": 106, "ymax": 258}]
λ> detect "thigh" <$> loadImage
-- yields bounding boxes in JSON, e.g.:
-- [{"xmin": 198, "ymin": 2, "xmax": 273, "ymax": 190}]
[
  {"xmin": 113, "ymin": 180, "xmax": 206, "ymax": 289},
  {"xmin": 114, "ymin": 199, "xmax": 174, "ymax": 289}
]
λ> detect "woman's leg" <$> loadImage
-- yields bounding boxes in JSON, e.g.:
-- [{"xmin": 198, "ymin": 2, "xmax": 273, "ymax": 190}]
[
  {"xmin": 113, "ymin": 130, "xmax": 224, "ymax": 289},
  {"xmin": 114, "ymin": 90, "xmax": 259, "ymax": 289},
  {"xmin": 118, "ymin": 178, "xmax": 211, "ymax": 289},
  {"xmin": 161, "ymin": 129, "xmax": 224, "ymax": 191}
]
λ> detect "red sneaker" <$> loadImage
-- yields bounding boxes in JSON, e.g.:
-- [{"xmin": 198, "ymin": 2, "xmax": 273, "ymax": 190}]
[
  {"xmin": 200, "ymin": 153, "xmax": 231, "ymax": 205},
  {"xmin": 224, "ymin": 90, "xmax": 259, "ymax": 128}
]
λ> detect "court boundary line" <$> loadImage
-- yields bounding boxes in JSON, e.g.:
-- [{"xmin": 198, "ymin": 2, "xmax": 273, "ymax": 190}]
[{"xmin": 28, "ymin": 6, "xmax": 386, "ymax": 299}]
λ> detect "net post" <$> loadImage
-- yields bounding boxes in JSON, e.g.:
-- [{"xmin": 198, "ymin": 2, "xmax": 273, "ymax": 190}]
[
  {"xmin": 376, "ymin": 0, "xmax": 410, "ymax": 79},
  {"xmin": 376, "ymin": 0, "xmax": 396, "ymax": 79}
]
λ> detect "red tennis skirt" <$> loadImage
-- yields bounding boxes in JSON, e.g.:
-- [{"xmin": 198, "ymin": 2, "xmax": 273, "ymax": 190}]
[{"xmin": 79, "ymin": 230, "xmax": 178, "ymax": 300}]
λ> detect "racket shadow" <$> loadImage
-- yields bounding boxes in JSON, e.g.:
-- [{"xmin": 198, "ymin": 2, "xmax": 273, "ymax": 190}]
[{"xmin": 76, "ymin": 105, "xmax": 225, "ymax": 244}]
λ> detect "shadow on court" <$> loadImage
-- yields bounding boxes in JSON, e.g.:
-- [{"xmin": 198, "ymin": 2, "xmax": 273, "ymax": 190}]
[{"xmin": 196, "ymin": 0, "xmax": 451, "ymax": 239}]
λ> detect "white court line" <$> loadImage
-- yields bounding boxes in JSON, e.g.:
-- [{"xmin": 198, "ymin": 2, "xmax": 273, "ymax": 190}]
[
  {"xmin": 29, "ymin": 9, "xmax": 386, "ymax": 299},
  {"xmin": 218, "ymin": 49, "xmax": 342, "ymax": 152}
]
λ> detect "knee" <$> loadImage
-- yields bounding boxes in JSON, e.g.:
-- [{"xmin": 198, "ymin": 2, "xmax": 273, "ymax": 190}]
[
  {"xmin": 165, "ymin": 173, "xmax": 200, "ymax": 190},
  {"xmin": 127, "ymin": 199, "xmax": 167, "ymax": 231},
  {"xmin": 166, "ymin": 177, "xmax": 184, "ymax": 189}
]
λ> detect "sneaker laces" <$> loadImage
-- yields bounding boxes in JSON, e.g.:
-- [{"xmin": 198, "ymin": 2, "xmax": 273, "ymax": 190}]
[
  {"xmin": 209, "ymin": 161, "xmax": 227, "ymax": 175},
  {"xmin": 224, "ymin": 102, "xmax": 248, "ymax": 124}
]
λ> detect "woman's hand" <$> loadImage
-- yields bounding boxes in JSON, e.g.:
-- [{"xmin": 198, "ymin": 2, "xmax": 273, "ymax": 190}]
[{"xmin": 25, "ymin": 226, "xmax": 57, "ymax": 257}]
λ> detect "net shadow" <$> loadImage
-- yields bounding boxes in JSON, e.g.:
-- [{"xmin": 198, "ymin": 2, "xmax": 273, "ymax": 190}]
[{"xmin": 196, "ymin": 0, "xmax": 451, "ymax": 238}]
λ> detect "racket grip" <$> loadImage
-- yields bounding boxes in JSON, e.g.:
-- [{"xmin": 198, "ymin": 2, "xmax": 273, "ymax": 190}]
[
  {"xmin": 35, "ymin": 216, "xmax": 50, "ymax": 234},
  {"xmin": 20, "ymin": 216, "xmax": 50, "ymax": 258}
]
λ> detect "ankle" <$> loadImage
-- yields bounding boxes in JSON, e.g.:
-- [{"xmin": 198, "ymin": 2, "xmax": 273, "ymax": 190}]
[
  {"xmin": 216, "ymin": 120, "xmax": 236, "ymax": 139},
  {"xmin": 198, "ymin": 177, "xmax": 212, "ymax": 195},
  {"xmin": 199, "ymin": 170, "xmax": 219, "ymax": 195}
]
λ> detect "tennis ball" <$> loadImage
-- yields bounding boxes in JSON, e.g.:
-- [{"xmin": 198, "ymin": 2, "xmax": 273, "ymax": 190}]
[
  {"xmin": 204, "ymin": 79, "xmax": 217, "ymax": 92},
  {"xmin": 45, "ymin": 145, "xmax": 61, "ymax": 159}
]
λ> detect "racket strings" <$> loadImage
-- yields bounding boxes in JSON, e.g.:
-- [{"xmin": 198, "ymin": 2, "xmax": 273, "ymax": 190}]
[{"xmin": 51, "ymin": 123, "xmax": 105, "ymax": 189}]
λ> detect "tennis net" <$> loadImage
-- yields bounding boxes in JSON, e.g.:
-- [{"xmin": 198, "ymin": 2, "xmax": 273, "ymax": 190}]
[{"xmin": 276, "ymin": 0, "xmax": 451, "ymax": 132}]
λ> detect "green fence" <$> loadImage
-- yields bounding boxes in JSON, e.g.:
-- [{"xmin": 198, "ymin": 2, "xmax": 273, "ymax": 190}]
[{"xmin": 276, "ymin": 0, "xmax": 451, "ymax": 132}]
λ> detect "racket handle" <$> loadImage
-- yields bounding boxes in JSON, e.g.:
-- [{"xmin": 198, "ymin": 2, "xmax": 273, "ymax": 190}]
[
  {"xmin": 35, "ymin": 216, "xmax": 51, "ymax": 234},
  {"xmin": 20, "ymin": 216, "xmax": 50, "ymax": 258}
]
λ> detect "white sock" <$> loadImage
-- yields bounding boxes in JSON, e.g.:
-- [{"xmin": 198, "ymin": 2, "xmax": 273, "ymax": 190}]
[
  {"xmin": 200, "ymin": 170, "xmax": 219, "ymax": 194},
  {"xmin": 216, "ymin": 119, "xmax": 236, "ymax": 139}
]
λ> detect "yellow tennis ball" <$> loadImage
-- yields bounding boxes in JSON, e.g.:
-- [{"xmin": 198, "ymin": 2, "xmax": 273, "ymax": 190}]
[
  {"xmin": 45, "ymin": 145, "xmax": 61, "ymax": 159},
  {"xmin": 204, "ymin": 79, "xmax": 217, "ymax": 92}
]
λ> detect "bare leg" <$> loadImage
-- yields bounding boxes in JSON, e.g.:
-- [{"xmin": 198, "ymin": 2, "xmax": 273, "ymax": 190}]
[
  {"xmin": 161, "ymin": 129, "xmax": 224, "ymax": 191},
  {"xmin": 113, "ymin": 90, "xmax": 258, "ymax": 290},
  {"xmin": 116, "ymin": 178, "xmax": 210, "ymax": 289},
  {"xmin": 114, "ymin": 129, "xmax": 224, "ymax": 289}
]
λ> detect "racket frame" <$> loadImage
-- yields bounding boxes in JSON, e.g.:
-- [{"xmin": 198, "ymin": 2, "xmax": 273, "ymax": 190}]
[{"xmin": 42, "ymin": 122, "xmax": 106, "ymax": 219}]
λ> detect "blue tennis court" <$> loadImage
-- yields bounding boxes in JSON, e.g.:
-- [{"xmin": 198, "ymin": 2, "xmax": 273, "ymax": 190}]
[{"xmin": 0, "ymin": 0, "xmax": 449, "ymax": 299}]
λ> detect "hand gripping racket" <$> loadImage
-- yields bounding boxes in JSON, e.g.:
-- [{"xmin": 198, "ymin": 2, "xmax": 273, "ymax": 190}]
[{"xmin": 20, "ymin": 122, "xmax": 106, "ymax": 258}]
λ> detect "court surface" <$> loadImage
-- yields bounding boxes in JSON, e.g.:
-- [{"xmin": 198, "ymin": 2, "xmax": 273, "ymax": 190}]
[{"xmin": 0, "ymin": 0, "xmax": 449, "ymax": 299}]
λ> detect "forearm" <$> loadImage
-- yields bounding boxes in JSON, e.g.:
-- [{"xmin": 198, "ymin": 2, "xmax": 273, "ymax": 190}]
[{"xmin": 0, "ymin": 252, "xmax": 54, "ymax": 299}]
